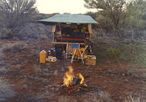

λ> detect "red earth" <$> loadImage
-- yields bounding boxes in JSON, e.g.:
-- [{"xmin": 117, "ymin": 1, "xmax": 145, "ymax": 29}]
[{"xmin": 0, "ymin": 39, "xmax": 146, "ymax": 102}]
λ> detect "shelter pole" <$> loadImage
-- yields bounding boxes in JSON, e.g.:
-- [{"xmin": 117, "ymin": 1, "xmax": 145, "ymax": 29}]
[
  {"xmin": 53, "ymin": 32, "xmax": 54, "ymax": 42},
  {"xmin": 52, "ymin": 25, "xmax": 56, "ymax": 42}
]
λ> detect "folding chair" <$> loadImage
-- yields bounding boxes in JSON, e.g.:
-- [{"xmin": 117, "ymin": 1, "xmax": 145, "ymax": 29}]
[{"xmin": 71, "ymin": 44, "xmax": 88, "ymax": 64}]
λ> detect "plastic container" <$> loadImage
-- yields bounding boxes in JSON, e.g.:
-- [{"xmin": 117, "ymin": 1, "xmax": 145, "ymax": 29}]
[
  {"xmin": 46, "ymin": 56, "xmax": 57, "ymax": 62},
  {"xmin": 40, "ymin": 50, "xmax": 46, "ymax": 63}
]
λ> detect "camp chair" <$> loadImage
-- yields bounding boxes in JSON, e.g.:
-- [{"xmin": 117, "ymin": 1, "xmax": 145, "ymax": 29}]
[{"xmin": 71, "ymin": 44, "xmax": 88, "ymax": 64}]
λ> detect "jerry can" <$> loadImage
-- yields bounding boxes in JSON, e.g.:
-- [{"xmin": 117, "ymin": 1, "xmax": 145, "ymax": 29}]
[{"xmin": 40, "ymin": 50, "xmax": 46, "ymax": 63}]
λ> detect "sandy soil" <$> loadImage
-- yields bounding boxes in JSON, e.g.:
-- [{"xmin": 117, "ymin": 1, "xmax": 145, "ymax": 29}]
[{"xmin": 0, "ymin": 39, "xmax": 146, "ymax": 102}]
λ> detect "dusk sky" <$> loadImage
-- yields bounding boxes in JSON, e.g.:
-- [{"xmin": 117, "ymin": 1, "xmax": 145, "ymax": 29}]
[{"xmin": 36, "ymin": 0, "xmax": 97, "ymax": 14}]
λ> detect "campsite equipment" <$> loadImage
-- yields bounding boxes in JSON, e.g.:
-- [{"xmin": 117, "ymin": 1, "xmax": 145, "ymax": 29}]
[
  {"xmin": 47, "ymin": 50, "xmax": 51, "ymax": 56},
  {"xmin": 73, "ymin": 76, "xmax": 81, "ymax": 86},
  {"xmin": 47, "ymin": 48, "xmax": 56, "ymax": 56},
  {"xmin": 46, "ymin": 56, "xmax": 57, "ymax": 62},
  {"xmin": 37, "ymin": 14, "xmax": 97, "ymax": 62},
  {"xmin": 50, "ymin": 48, "xmax": 56, "ymax": 56},
  {"xmin": 40, "ymin": 50, "xmax": 46, "ymax": 63},
  {"xmin": 85, "ymin": 55, "xmax": 96, "ymax": 65},
  {"xmin": 55, "ymin": 47, "xmax": 63, "ymax": 60}
]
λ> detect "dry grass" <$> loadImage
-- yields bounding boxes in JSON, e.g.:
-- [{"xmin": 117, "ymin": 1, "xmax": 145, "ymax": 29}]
[
  {"xmin": 0, "ymin": 78, "xmax": 15, "ymax": 101},
  {"xmin": 2, "ymin": 44, "xmax": 13, "ymax": 52},
  {"xmin": 89, "ymin": 91, "xmax": 113, "ymax": 102},
  {"xmin": 124, "ymin": 95, "xmax": 141, "ymax": 102},
  {"xmin": 30, "ymin": 49, "xmax": 40, "ymax": 57},
  {"xmin": 40, "ymin": 34, "xmax": 49, "ymax": 40},
  {"xmin": 33, "ymin": 64, "xmax": 41, "ymax": 74},
  {"xmin": 2, "ymin": 43, "xmax": 29, "ymax": 53},
  {"xmin": 58, "ymin": 96, "xmax": 70, "ymax": 102},
  {"xmin": 98, "ymin": 91, "xmax": 113, "ymax": 102}
]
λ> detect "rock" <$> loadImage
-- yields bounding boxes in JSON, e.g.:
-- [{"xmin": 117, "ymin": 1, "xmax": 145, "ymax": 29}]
[
  {"xmin": 124, "ymin": 79, "xmax": 129, "ymax": 83},
  {"xmin": 132, "ymin": 74, "xmax": 139, "ymax": 78},
  {"xmin": 22, "ymin": 84, "xmax": 28, "ymax": 89},
  {"xmin": 0, "ymin": 60, "xmax": 6, "ymax": 66},
  {"xmin": 98, "ymin": 76, "xmax": 103, "ymax": 78},
  {"xmin": 13, "ymin": 65, "xmax": 21, "ymax": 69},
  {"xmin": 110, "ymin": 74, "xmax": 116, "ymax": 77},
  {"xmin": 42, "ymin": 73, "xmax": 51, "ymax": 77},
  {"xmin": 43, "ymin": 69, "xmax": 48, "ymax": 72},
  {"xmin": 13, "ymin": 37, "xmax": 19, "ymax": 41},
  {"xmin": 122, "ymin": 74, "xmax": 125, "ymax": 77},
  {"xmin": 54, "ymin": 87, "xmax": 60, "ymax": 92},
  {"xmin": 105, "ymin": 69, "xmax": 112, "ymax": 76},
  {"xmin": 0, "ymin": 67, "xmax": 8, "ymax": 73},
  {"xmin": 0, "ymin": 53, "xmax": 3, "ymax": 60}
]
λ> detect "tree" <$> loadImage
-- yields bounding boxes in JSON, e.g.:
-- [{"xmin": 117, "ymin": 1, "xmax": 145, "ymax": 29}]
[
  {"xmin": 85, "ymin": 11, "xmax": 98, "ymax": 20},
  {"xmin": 124, "ymin": 0, "xmax": 146, "ymax": 40},
  {"xmin": 0, "ymin": 0, "xmax": 37, "ymax": 38},
  {"xmin": 84, "ymin": 0, "xmax": 127, "ymax": 38}
]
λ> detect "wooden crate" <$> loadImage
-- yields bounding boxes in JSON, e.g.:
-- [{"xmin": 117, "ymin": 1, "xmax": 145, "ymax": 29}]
[{"xmin": 85, "ymin": 55, "xmax": 96, "ymax": 65}]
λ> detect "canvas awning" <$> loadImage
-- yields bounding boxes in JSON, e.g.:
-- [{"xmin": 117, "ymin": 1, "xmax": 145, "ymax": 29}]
[{"xmin": 37, "ymin": 14, "xmax": 98, "ymax": 24}]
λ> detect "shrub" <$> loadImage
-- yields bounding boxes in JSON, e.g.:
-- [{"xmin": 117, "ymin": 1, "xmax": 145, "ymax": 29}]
[
  {"xmin": 89, "ymin": 91, "xmax": 113, "ymax": 102},
  {"xmin": 124, "ymin": 95, "xmax": 141, "ymax": 102},
  {"xmin": 98, "ymin": 91, "xmax": 113, "ymax": 102},
  {"xmin": 2, "ymin": 43, "xmax": 29, "ymax": 53},
  {"xmin": 0, "ymin": 78, "xmax": 15, "ymax": 101},
  {"xmin": 105, "ymin": 48, "xmax": 121, "ymax": 59},
  {"xmin": 2, "ymin": 44, "xmax": 12, "ymax": 52}
]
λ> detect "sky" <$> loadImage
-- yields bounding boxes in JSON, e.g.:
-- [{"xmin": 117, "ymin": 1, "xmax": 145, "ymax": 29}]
[{"xmin": 36, "ymin": 0, "xmax": 97, "ymax": 14}]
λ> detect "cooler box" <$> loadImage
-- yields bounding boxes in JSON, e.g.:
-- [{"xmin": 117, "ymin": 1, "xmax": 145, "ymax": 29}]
[
  {"xmin": 40, "ymin": 50, "xmax": 46, "ymax": 63},
  {"xmin": 85, "ymin": 55, "xmax": 96, "ymax": 65}
]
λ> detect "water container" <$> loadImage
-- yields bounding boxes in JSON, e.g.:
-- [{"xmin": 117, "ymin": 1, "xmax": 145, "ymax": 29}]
[{"xmin": 40, "ymin": 50, "xmax": 46, "ymax": 63}]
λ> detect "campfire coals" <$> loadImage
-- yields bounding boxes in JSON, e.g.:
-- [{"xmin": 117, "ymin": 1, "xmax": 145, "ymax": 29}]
[{"xmin": 57, "ymin": 84, "xmax": 99, "ymax": 95}]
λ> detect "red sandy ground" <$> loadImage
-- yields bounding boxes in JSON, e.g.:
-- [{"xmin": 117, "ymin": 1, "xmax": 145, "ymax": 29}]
[{"xmin": 1, "ymin": 39, "xmax": 146, "ymax": 102}]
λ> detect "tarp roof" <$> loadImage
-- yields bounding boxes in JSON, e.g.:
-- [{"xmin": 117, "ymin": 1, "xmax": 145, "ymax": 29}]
[{"xmin": 37, "ymin": 14, "xmax": 98, "ymax": 24}]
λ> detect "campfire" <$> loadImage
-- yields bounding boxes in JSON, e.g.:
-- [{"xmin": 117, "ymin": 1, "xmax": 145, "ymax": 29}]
[
  {"xmin": 62, "ymin": 66, "xmax": 87, "ymax": 87},
  {"xmin": 49, "ymin": 66, "xmax": 97, "ymax": 95}
]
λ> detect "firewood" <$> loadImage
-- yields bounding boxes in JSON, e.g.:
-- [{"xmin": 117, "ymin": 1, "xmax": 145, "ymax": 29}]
[{"xmin": 84, "ymin": 66, "xmax": 96, "ymax": 79}]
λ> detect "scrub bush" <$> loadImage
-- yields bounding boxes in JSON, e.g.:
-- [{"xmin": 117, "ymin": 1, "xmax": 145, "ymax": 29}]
[
  {"xmin": 105, "ymin": 48, "xmax": 121, "ymax": 59},
  {"xmin": 2, "ymin": 43, "xmax": 29, "ymax": 53}
]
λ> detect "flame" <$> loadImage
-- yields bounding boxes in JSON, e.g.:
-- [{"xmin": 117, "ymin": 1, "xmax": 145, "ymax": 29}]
[
  {"xmin": 76, "ymin": 73, "xmax": 87, "ymax": 86},
  {"xmin": 62, "ymin": 66, "xmax": 74, "ymax": 87},
  {"xmin": 62, "ymin": 66, "xmax": 87, "ymax": 87}
]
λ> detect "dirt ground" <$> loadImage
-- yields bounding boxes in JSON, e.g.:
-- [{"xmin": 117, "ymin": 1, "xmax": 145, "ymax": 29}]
[{"xmin": 0, "ymin": 39, "xmax": 146, "ymax": 102}]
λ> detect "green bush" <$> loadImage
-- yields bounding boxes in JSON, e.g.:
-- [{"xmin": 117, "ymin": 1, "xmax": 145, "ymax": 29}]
[{"xmin": 105, "ymin": 48, "xmax": 121, "ymax": 59}]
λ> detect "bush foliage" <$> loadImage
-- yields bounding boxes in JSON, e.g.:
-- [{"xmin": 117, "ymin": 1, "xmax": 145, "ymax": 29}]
[{"xmin": 105, "ymin": 48, "xmax": 121, "ymax": 59}]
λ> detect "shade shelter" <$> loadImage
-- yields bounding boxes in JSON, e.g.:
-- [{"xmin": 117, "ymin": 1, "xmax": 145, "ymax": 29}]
[{"xmin": 38, "ymin": 14, "xmax": 98, "ymax": 61}]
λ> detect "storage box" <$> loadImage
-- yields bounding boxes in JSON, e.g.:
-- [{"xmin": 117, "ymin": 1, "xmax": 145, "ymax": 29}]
[{"xmin": 85, "ymin": 55, "xmax": 96, "ymax": 65}]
